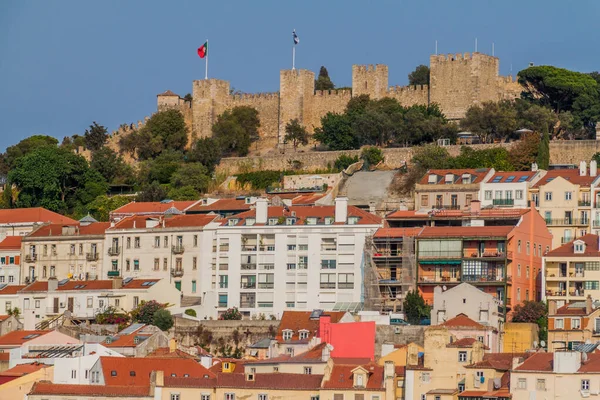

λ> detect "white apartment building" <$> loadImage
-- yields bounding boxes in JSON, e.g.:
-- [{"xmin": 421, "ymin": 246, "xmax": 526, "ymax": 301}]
[
  {"xmin": 21, "ymin": 222, "xmax": 109, "ymax": 284},
  {"xmin": 480, "ymin": 169, "xmax": 545, "ymax": 209},
  {"xmin": 206, "ymin": 197, "xmax": 382, "ymax": 319},
  {"xmin": 16, "ymin": 277, "xmax": 180, "ymax": 330},
  {"xmin": 103, "ymin": 214, "xmax": 220, "ymax": 297},
  {"xmin": 0, "ymin": 236, "xmax": 22, "ymax": 285}
]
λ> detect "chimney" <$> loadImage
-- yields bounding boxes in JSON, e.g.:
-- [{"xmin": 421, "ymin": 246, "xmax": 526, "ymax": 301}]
[
  {"xmin": 169, "ymin": 338, "xmax": 177, "ymax": 353},
  {"xmin": 548, "ymin": 300, "xmax": 557, "ymax": 316},
  {"xmin": 155, "ymin": 370, "xmax": 164, "ymax": 387},
  {"xmin": 586, "ymin": 295, "xmax": 593, "ymax": 315},
  {"xmin": 61, "ymin": 225, "xmax": 76, "ymax": 236},
  {"xmin": 133, "ymin": 220, "xmax": 136, "ymax": 229},
  {"xmin": 335, "ymin": 197, "xmax": 348, "ymax": 223},
  {"xmin": 531, "ymin": 162, "xmax": 538, "ymax": 172},
  {"xmin": 553, "ymin": 351, "xmax": 581, "ymax": 373},
  {"xmin": 255, "ymin": 198, "xmax": 268, "ymax": 224},
  {"xmin": 47, "ymin": 277, "xmax": 58, "ymax": 292},
  {"xmin": 112, "ymin": 277, "xmax": 123, "ymax": 289},
  {"xmin": 384, "ymin": 360, "xmax": 395, "ymax": 379},
  {"xmin": 591, "ymin": 160, "xmax": 598, "ymax": 177},
  {"xmin": 580, "ymin": 161, "xmax": 587, "ymax": 176},
  {"xmin": 406, "ymin": 342, "xmax": 419, "ymax": 366},
  {"xmin": 470, "ymin": 199, "xmax": 481, "ymax": 214}
]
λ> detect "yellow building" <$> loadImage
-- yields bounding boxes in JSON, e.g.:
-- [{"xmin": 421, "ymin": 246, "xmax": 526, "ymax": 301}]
[
  {"xmin": 502, "ymin": 322, "xmax": 538, "ymax": 353},
  {"xmin": 0, "ymin": 364, "xmax": 54, "ymax": 400},
  {"xmin": 379, "ymin": 342, "xmax": 424, "ymax": 367}
]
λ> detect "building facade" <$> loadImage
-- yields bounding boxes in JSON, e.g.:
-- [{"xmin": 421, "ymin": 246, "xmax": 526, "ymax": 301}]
[{"xmin": 480, "ymin": 170, "xmax": 544, "ymax": 209}]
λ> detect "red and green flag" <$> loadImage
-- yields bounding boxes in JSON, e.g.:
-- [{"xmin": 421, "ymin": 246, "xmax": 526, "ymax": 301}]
[{"xmin": 197, "ymin": 41, "xmax": 208, "ymax": 58}]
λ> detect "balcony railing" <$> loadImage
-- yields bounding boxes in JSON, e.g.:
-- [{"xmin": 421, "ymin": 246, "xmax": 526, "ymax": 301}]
[
  {"xmin": 418, "ymin": 251, "xmax": 463, "ymax": 259},
  {"xmin": 25, "ymin": 254, "xmax": 37, "ymax": 262},
  {"xmin": 259, "ymin": 245, "xmax": 276, "ymax": 252},
  {"xmin": 240, "ymin": 282, "xmax": 256, "ymax": 289},
  {"xmin": 462, "ymin": 275, "xmax": 505, "ymax": 283},
  {"xmin": 493, "ymin": 199, "xmax": 514, "ymax": 206},
  {"xmin": 593, "ymin": 220, "xmax": 600, "ymax": 227},
  {"xmin": 218, "ymin": 302, "xmax": 228, "ymax": 308},
  {"xmin": 546, "ymin": 219, "xmax": 588, "ymax": 226},
  {"xmin": 171, "ymin": 268, "xmax": 184, "ymax": 277},
  {"xmin": 419, "ymin": 275, "xmax": 461, "ymax": 283},
  {"xmin": 108, "ymin": 246, "xmax": 121, "ymax": 256},
  {"xmin": 107, "ymin": 270, "xmax": 120, "ymax": 277},
  {"xmin": 86, "ymin": 252, "xmax": 99, "ymax": 261},
  {"xmin": 241, "ymin": 263, "xmax": 257, "ymax": 270},
  {"xmin": 433, "ymin": 204, "xmax": 461, "ymax": 210},
  {"xmin": 172, "ymin": 245, "xmax": 185, "ymax": 254},
  {"xmin": 240, "ymin": 302, "xmax": 256, "ymax": 308},
  {"xmin": 560, "ymin": 237, "xmax": 575, "ymax": 244},
  {"xmin": 258, "ymin": 283, "xmax": 274, "ymax": 289},
  {"xmin": 46, "ymin": 307, "xmax": 60, "ymax": 314},
  {"xmin": 373, "ymin": 250, "xmax": 403, "ymax": 258},
  {"xmin": 464, "ymin": 251, "xmax": 506, "ymax": 259},
  {"xmin": 241, "ymin": 245, "xmax": 257, "ymax": 251},
  {"xmin": 579, "ymin": 200, "xmax": 591, "ymax": 207}
]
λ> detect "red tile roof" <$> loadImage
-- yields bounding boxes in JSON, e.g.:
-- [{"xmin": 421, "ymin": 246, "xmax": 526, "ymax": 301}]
[
  {"xmin": 418, "ymin": 169, "xmax": 490, "ymax": 185},
  {"xmin": 122, "ymin": 279, "xmax": 160, "ymax": 289},
  {"xmin": 0, "ymin": 330, "xmax": 49, "ymax": 346},
  {"xmin": 99, "ymin": 356, "xmax": 214, "ymax": 386},
  {"xmin": 0, "ymin": 362, "xmax": 50, "ymax": 377},
  {"xmin": 112, "ymin": 201, "xmax": 199, "ymax": 215},
  {"xmin": 27, "ymin": 222, "xmax": 111, "ymax": 237},
  {"xmin": 20, "ymin": 281, "xmax": 48, "ymax": 292},
  {"xmin": 157, "ymin": 90, "xmax": 179, "ymax": 97},
  {"xmin": 276, "ymin": 311, "xmax": 349, "ymax": 343},
  {"xmin": 20, "ymin": 279, "xmax": 160, "ymax": 293},
  {"xmin": 187, "ymin": 198, "xmax": 253, "ymax": 213},
  {"xmin": 247, "ymin": 343, "xmax": 328, "ymax": 365},
  {"xmin": 164, "ymin": 372, "xmax": 324, "ymax": 390},
  {"xmin": 322, "ymin": 363, "xmax": 385, "ymax": 390},
  {"xmin": 224, "ymin": 205, "xmax": 382, "ymax": 227},
  {"xmin": 0, "ymin": 353, "xmax": 9, "ymax": 361},
  {"xmin": 514, "ymin": 352, "xmax": 553, "ymax": 372},
  {"xmin": 291, "ymin": 193, "xmax": 326, "ymax": 206},
  {"xmin": 0, "ymin": 236, "xmax": 22, "ymax": 250},
  {"xmin": 418, "ymin": 225, "xmax": 513, "ymax": 238},
  {"xmin": 29, "ymin": 382, "xmax": 150, "ymax": 397},
  {"xmin": 374, "ymin": 227, "xmax": 422, "ymax": 238},
  {"xmin": 447, "ymin": 337, "xmax": 489, "ymax": 349},
  {"xmin": 146, "ymin": 347, "xmax": 199, "ymax": 359},
  {"xmin": 0, "ymin": 208, "xmax": 76, "ymax": 225},
  {"xmin": 110, "ymin": 214, "xmax": 217, "ymax": 230},
  {"xmin": 208, "ymin": 359, "xmax": 246, "ymax": 373},
  {"xmin": 546, "ymin": 234, "xmax": 600, "ymax": 257},
  {"xmin": 0, "ymin": 315, "xmax": 9, "ymax": 322},
  {"xmin": 0, "ymin": 285, "xmax": 25, "ymax": 295},
  {"xmin": 532, "ymin": 168, "xmax": 596, "ymax": 188},
  {"xmin": 466, "ymin": 353, "xmax": 529, "ymax": 370},
  {"xmin": 487, "ymin": 171, "xmax": 536, "ymax": 183},
  {"xmin": 577, "ymin": 353, "xmax": 600, "ymax": 372},
  {"xmin": 553, "ymin": 302, "xmax": 592, "ymax": 316},
  {"xmin": 441, "ymin": 313, "xmax": 485, "ymax": 329}
]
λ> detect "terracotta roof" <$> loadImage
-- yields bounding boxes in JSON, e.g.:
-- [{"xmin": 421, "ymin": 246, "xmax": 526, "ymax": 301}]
[
  {"xmin": 187, "ymin": 198, "xmax": 253, "ymax": 213},
  {"xmin": 99, "ymin": 356, "xmax": 214, "ymax": 386},
  {"xmin": 109, "ymin": 214, "xmax": 217, "ymax": 230},
  {"xmin": 291, "ymin": 193, "xmax": 326, "ymax": 206},
  {"xmin": 466, "ymin": 353, "xmax": 529, "ymax": 370},
  {"xmin": 322, "ymin": 363, "xmax": 385, "ymax": 390},
  {"xmin": 27, "ymin": 222, "xmax": 111, "ymax": 237},
  {"xmin": 577, "ymin": 353, "xmax": 600, "ymax": 372},
  {"xmin": 458, "ymin": 390, "xmax": 488, "ymax": 397},
  {"xmin": 208, "ymin": 358, "xmax": 247, "ymax": 373},
  {"xmin": 19, "ymin": 279, "xmax": 159, "ymax": 293},
  {"xmin": 111, "ymin": 200, "xmax": 198, "ymax": 215},
  {"xmin": 552, "ymin": 301, "xmax": 597, "ymax": 316},
  {"xmin": 0, "ymin": 285, "xmax": 25, "ymax": 295},
  {"xmin": 0, "ymin": 362, "xmax": 49, "ymax": 376},
  {"xmin": 0, "ymin": 353, "xmax": 9, "ymax": 361},
  {"xmin": 103, "ymin": 325, "xmax": 152, "ymax": 348},
  {"xmin": 146, "ymin": 347, "xmax": 198, "ymax": 359},
  {"xmin": 0, "ymin": 207, "xmax": 77, "ymax": 225},
  {"xmin": 418, "ymin": 225, "xmax": 513, "ymax": 239},
  {"xmin": 247, "ymin": 343, "xmax": 328, "ymax": 365},
  {"xmin": 122, "ymin": 279, "xmax": 160, "ymax": 289},
  {"xmin": 0, "ymin": 315, "xmax": 9, "ymax": 322},
  {"xmin": 29, "ymin": 382, "xmax": 150, "ymax": 397},
  {"xmin": 0, "ymin": 236, "xmax": 22, "ymax": 250},
  {"xmin": 418, "ymin": 168, "xmax": 490, "ymax": 185},
  {"xmin": 514, "ymin": 352, "xmax": 553, "ymax": 372},
  {"xmin": 276, "ymin": 311, "xmax": 348, "ymax": 343},
  {"xmin": 447, "ymin": 337, "xmax": 489, "ymax": 349},
  {"xmin": 373, "ymin": 227, "xmax": 422, "ymax": 238},
  {"xmin": 532, "ymin": 168, "xmax": 596, "ymax": 188},
  {"xmin": 157, "ymin": 90, "xmax": 179, "ymax": 97},
  {"xmin": 441, "ymin": 313, "xmax": 486, "ymax": 329},
  {"xmin": 546, "ymin": 234, "xmax": 600, "ymax": 257},
  {"xmin": 164, "ymin": 372, "xmax": 324, "ymax": 390},
  {"xmin": 486, "ymin": 171, "xmax": 536, "ymax": 183},
  {"xmin": 20, "ymin": 281, "xmax": 48, "ymax": 292},
  {"xmin": 0, "ymin": 330, "xmax": 49, "ymax": 346},
  {"xmin": 224, "ymin": 205, "xmax": 382, "ymax": 227}
]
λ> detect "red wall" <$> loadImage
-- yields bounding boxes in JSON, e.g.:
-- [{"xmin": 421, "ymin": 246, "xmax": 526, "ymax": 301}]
[{"xmin": 319, "ymin": 317, "xmax": 375, "ymax": 361}]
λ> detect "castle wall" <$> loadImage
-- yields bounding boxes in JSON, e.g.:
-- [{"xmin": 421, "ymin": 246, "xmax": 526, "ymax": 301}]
[
  {"xmin": 307, "ymin": 89, "xmax": 352, "ymax": 132},
  {"xmin": 386, "ymin": 85, "xmax": 429, "ymax": 107},
  {"xmin": 352, "ymin": 64, "xmax": 388, "ymax": 99},
  {"xmin": 229, "ymin": 93, "xmax": 280, "ymax": 149}
]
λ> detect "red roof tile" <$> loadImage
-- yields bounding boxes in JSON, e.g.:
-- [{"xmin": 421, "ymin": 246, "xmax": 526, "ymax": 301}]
[
  {"xmin": 0, "ymin": 330, "xmax": 49, "ymax": 346},
  {"xmin": 0, "ymin": 208, "xmax": 77, "ymax": 225},
  {"xmin": 0, "ymin": 285, "xmax": 25, "ymax": 295},
  {"xmin": 122, "ymin": 279, "xmax": 160, "ymax": 289},
  {"xmin": 0, "ymin": 236, "xmax": 22, "ymax": 250},
  {"xmin": 487, "ymin": 171, "xmax": 536, "ymax": 183},
  {"xmin": 112, "ymin": 201, "xmax": 199, "ymax": 215},
  {"xmin": 291, "ymin": 193, "xmax": 326, "ymax": 206},
  {"xmin": 514, "ymin": 352, "xmax": 553, "ymax": 372},
  {"xmin": 532, "ymin": 168, "xmax": 596, "ymax": 188},
  {"xmin": 110, "ymin": 214, "xmax": 217, "ymax": 230},
  {"xmin": 418, "ymin": 169, "xmax": 491, "ymax": 185},
  {"xmin": 447, "ymin": 337, "xmax": 489, "ymax": 349},
  {"xmin": 552, "ymin": 302, "xmax": 594, "ymax": 316},
  {"xmin": 0, "ymin": 315, "xmax": 9, "ymax": 322},
  {"xmin": 28, "ymin": 222, "xmax": 110, "ymax": 238},
  {"xmin": 466, "ymin": 353, "xmax": 529, "ymax": 370},
  {"xmin": 546, "ymin": 234, "xmax": 600, "ymax": 257},
  {"xmin": 100, "ymin": 356, "xmax": 214, "ymax": 386},
  {"xmin": 276, "ymin": 311, "xmax": 349, "ymax": 343},
  {"xmin": 374, "ymin": 228, "xmax": 422, "ymax": 238},
  {"xmin": 157, "ymin": 90, "xmax": 179, "ymax": 97},
  {"xmin": 146, "ymin": 347, "xmax": 199, "ymax": 359},
  {"xmin": 187, "ymin": 198, "xmax": 253, "ymax": 213},
  {"xmin": 20, "ymin": 281, "xmax": 48, "ymax": 292},
  {"xmin": 29, "ymin": 382, "xmax": 150, "ymax": 397},
  {"xmin": 0, "ymin": 353, "xmax": 9, "ymax": 361},
  {"xmin": 0, "ymin": 362, "xmax": 50, "ymax": 377},
  {"xmin": 418, "ymin": 225, "xmax": 513, "ymax": 239},
  {"xmin": 165, "ymin": 372, "xmax": 324, "ymax": 390},
  {"xmin": 322, "ymin": 363, "xmax": 385, "ymax": 390},
  {"xmin": 441, "ymin": 313, "xmax": 485, "ymax": 329},
  {"xmin": 577, "ymin": 353, "xmax": 600, "ymax": 372}
]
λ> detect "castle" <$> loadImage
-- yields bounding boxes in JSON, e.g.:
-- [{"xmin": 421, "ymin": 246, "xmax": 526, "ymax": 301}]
[{"xmin": 156, "ymin": 52, "xmax": 522, "ymax": 150}]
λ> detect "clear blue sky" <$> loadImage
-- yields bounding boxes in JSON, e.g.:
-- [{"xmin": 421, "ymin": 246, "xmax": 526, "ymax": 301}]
[{"xmin": 1, "ymin": 0, "xmax": 599, "ymax": 151}]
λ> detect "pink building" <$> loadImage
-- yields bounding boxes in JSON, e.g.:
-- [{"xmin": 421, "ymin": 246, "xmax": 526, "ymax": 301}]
[{"xmin": 319, "ymin": 315, "xmax": 375, "ymax": 361}]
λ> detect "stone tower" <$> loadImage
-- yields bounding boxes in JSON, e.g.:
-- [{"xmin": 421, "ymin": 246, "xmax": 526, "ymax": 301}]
[
  {"xmin": 191, "ymin": 79, "xmax": 231, "ymax": 139},
  {"xmin": 279, "ymin": 69, "xmax": 315, "ymax": 143},
  {"xmin": 352, "ymin": 64, "xmax": 388, "ymax": 99}
]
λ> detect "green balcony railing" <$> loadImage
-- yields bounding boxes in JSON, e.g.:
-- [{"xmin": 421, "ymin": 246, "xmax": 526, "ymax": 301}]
[
  {"xmin": 492, "ymin": 198, "xmax": 514, "ymax": 206},
  {"xmin": 107, "ymin": 270, "xmax": 120, "ymax": 277}
]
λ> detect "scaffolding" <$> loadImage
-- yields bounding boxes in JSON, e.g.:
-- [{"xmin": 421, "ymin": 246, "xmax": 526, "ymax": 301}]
[{"xmin": 363, "ymin": 234, "xmax": 416, "ymax": 313}]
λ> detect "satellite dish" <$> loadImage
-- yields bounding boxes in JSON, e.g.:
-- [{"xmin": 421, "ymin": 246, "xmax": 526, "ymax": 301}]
[
  {"xmin": 533, "ymin": 340, "xmax": 538, "ymax": 348},
  {"xmin": 540, "ymin": 340, "xmax": 546, "ymax": 348},
  {"xmin": 443, "ymin": 286, "xmax": 447, "ymax": 291}
]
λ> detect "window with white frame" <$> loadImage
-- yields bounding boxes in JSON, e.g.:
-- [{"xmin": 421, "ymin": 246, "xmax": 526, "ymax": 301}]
[
  {"xmin": 572, "ymin": 318, "xmax": 581, "ymax": 329},
  {"xmin": 536, "ymin": 378, "xmax": 546, "ymax": 390},
  {"xmin": 421, "ymin": 372, "xmax": 430, "ymax": 383},
  {"xmin": 515, "ymin": 190, "xmax": 523, "ymax": 200},
  {"xmin": 304, "ymin": 366, "xmax": 312, "ymax": 374},
  {"xmin": 282, "ymin": 329, "xmax": 293, "ymax": 341},
  {"xmin": 555, "ymin": 318, "xmax": 564, "ymax": 329},
  {"xmin": 517, "ymin": 378, "xmax": 527, "ymax": 389},
  {"xmin": 299, "ymin": 330, "xmax": 309, "ymax": 340},
  {"xmin": 225, "ymin": 392, "xmax": 235, "ymax": 399},
  {"xmin": 484, "ymin": 190, "xmax": 492, "ymax": 200},
  {"xmin": 545, "ymin": 192, "xmax": 552, "ymax": 201},
  {"xmin": 458, "ymin": 351, "xmax": 467, "ymax": 362},
  {"xmin": 582, "ymin": 379, "xmax": 590, "ymax": 391},
  {"xmin": 71, "ymin": 369, "xmax": 76, "ymax": 379},
  {"xmin": 258, "ymin": 395, "xmax": 267, "ymax": 400},
  {"xmin": 201, "ymin": 395, "xmax": 210, "ymax": 400},
  {"xmin": 170, "ymin": 395, "xmax": 180, "ymax": 400}
]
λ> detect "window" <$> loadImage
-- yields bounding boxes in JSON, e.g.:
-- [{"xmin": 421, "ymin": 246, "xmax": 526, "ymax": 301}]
[
  {"xmin": 201, "ymin": 395, "xmax": 211, "ymax": 400},
  {"xmin": 320, "ymin": 273, "xmax": 336, "ymax": 289},
  {"xmin": 572, "ymin": 318, "xmax": 581, "ymax": 329},
  {"xmin": 555, "ymin": 318, "xmax": 564, "ymax": 329},
  {"xmin": 582, "ymin": 379, "xmax": 591, "ymax": 391},
  {"xmin": 421, "ymin": 372, "xmax": 430, "ymax": 383},
  {"xmin": 87, "ymin": 297, "xmax": 93, "ymax": 308},
  {"xmin": 154, "ymin": 258, "xmax": 160, "ymax": 271},
  {"xmin": 70, "ymin": 244, "xmax": 75, "ymax": 255},
  {"xmin": 338, "ymin": 273, "xmax": 354, "ymax": 289},
  {"xmin": 484, "ymin": 190, "xmax": 492, "ymax": 200},
  {"xmin": 35, "ymin": 300, "xmax": 40, "ymax": 309},
  {"xmin": 134, "ymin": 259, "xmax": 139, "ymax": 271},
  {"xmin": 5, "ymin": 302, "xmax": 11, "ymax": 312},
  {"xmin": 421, "ymin": 194, "xmax": 429, "ymax": 207},
  {"xmin": 126, "ymin": 259, "xmax": 130, "ymax": 271},
  {"xmin": 321, "ymin": 259, "xmax": 336, "ymax": 269},
  {"xmin": 545, "ymin": 192, "xmax": 552, "ymax": 201},
  {"xmin": 164, "ymin": 236, "xmax": 168, "ymax": 248},
  {"xmin": 133, "ymin": 296, "xmax": 139, "ymax": 308},
  {"xmin": 299, "ymin": 330, "xmax": 309, "ymax": 340},
  {"xmin": 154, "ymin": 236, "xmax": 160, "ymax": 247},
  {"xmin": 0, "ymin": 276, "xmax": 4, "ymax": 283},
  {"xmin": 517, "ymin": 264, "xmax": 521, "ymax": 277},
  {"xmin": 225, "ymin": 393, "xmax": 235, "ymax": 400},
  {"xmin": 518, "ymin": 240, "xmax": 521, "ymax": 253},
  {"xmin": 516, "ymin": 190, "xmax": 523, "ymax": 200},
  {"xmin": 282, "ymin": 330, "xmax": 293, "ymax": 341},
  {"xmin": 126, "ymin": 237, "xmax": 131, "ymax": 249},
  {"xmin": 517, "ymin": 288, "xmax": 521, "ymax": 302},
  {"xmin": 565, "ymin": 191, "xmax": 572, "ymax": 200},
  {"xmin": 193, "ymin": 257, "xmax": 197, "ymax": 270},
  {"xmin": 536, "ymin": 378, "xmax": 546, "ymax": 390},
  {"xmin": 458, "ymin": 351, "xmax": 467, "ymax": 362},
  {"xmin": 193, "ymin": 235, "xmax": 198, "ymax": 247},
  {"xmin": 163, "ymin": 258, "xmax": 168, "ymax": 270},
  {"xmin": 170, "ymin": 394, "xmax": 180, "ymax": 400},
  {"xmin": 115, "ymin": 299, "xmax": 120, "ymax": 307},
  {"xmin": 304, "ymin": 366, "xmax": 312, "ymax": 374},
  {"xmin": 71, "ymin": 369, "xmax": 77, "ymax": 379},
  {"xmin": 526, "ymin": 266, "xmax": 530, "ymax": 278},
  {"xmin": 526, "ymin": 290, "xmax": 530, "ymax": 301},
  {"xmin": 517, "ymin": 378, "xmax": 526, "ymax": 389},
  {"xmin": 575, "ymin": 243, "xmax": 585, "ymax": 253},
  {"xmin": 111, "ymin": 370, "xmax": 117, "ymax": 376},
  {"xmin": 526, "ymin": 242, "xmax": 530, "ymax": 255},
  {"xmin": 477, "ymin": 336, "xmax": 484, "ymax": 343},
  {"xmin": 8, "ymin": 276, "xmax": 13, "ymax": 283}
]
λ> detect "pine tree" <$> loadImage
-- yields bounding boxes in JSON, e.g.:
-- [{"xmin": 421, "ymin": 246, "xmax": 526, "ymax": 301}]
[{"xmin": 315, "ymin": 66, "xmax": 335, "ymax": 91}]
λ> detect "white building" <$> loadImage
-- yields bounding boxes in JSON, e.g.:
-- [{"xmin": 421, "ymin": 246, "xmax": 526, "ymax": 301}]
[
  {"xmin": 480, "ymin": 170, "xmax": 545, "ymax": 209},
  {"xmin": 103, "ymin": 214, "xmax": 220, "ymax": 297},
  {"xmin": 205, "ymin": 197, "xmax": 382, "ymax": 319},
  {"xmin": 0, "ymin": 236, "xmax": 22, "ymax": 285}
]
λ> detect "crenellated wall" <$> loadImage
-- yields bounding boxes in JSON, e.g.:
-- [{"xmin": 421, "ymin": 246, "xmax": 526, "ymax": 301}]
[{"xmin": 387, "ymin": 85, "xmax": 429, "ymax": 107}]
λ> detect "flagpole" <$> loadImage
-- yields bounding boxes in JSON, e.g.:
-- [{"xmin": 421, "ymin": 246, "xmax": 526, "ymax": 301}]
[
  {"xmin": 292, "ymin": 45, "xmax": 296, "ymax": 70},
  {"xmin": 205, "ymin": 39, "xmax": 208, "ymax": 80}
]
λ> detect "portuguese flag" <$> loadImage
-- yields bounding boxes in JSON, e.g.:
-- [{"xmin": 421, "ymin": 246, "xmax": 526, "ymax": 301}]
[{"xmin": 197, "ymin": 41, "xmax": 208, "ymax": 58}]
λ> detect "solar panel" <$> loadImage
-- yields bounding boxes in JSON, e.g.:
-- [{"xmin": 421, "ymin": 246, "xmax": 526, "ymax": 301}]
[
  {"xmin": 123, "ymin": 277, "xmax": 133, "ymax": 285},
  {"xmin": 492, "ymin": 176, "xmax": 502, "ymax": 183},
  {"xmin": 309, "ymin": 309, "xmax": 323, "ymax": 320},
  {"xmin": 119, "ymin": 323, "xmax": 145, "ymax": 335},
  {"xmin": 505, "ymin": 176, "xmax": 515, "ymax": 183},
  {"xmin": 0, "ymin": 284, "xmax": 6, "ymax": 291},
  {"xmin": 518, "ymin": 176, "xmax": 528, "ymax": 182},
  {"xmin": 147, "ymin": 281, "xmax": 156, "ymax": 286},
  {"xmin": 58, "ymin": 279, "xmax": 69, "ymax": 286}
]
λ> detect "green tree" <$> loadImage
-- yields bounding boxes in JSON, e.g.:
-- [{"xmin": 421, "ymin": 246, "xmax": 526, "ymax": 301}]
[
  {"xmin": 408, "ymin": 64, "xmax": 430, "ymax": 86},
  {"xmin": 144, "ymin": 150, "xmax": 184, "ymax": 185},
  {"xmin": 152, "ymin": 308, "xmax": 174, "ymax": 331},
  {"xmin": 333, "ymin": 154, "xmax": 359, "ymax": 171},
  {"xmin": 187, "ymin": 137, "xmax": 222, "ymax": 172},
  {"xmin": 451, "ymin": 147, "xmax": 514, "ymax": 171},
  {"xmin": 360, "ymin": 146, "xmax": 384, "ymax": 169},
  {"xmin": 131, "ymin": 110, "xmax": 188, "ymax": 159},
  {"xmin": 183, "ymin": 93, "xmax": 193, "ymax": 103},
  {"xmin": 537, "ymin": 132, "xmax": 550, "ymax": 170},
  {"xmin": 167, "ymin": 186, "xmax": 199, "ymax": 200},
  {"xmin": 219, "ymin": 307, "xmax": 242, "ymax": 320},
  {"xmin": 5, "ymin": 135, "xmax": 59, "ymax": 168},
  {"xmin": 73, "ymin": 168, "xmax": 110, "ymax": 216},
  {"xmin": 508, "ymin": 132, "xmax": 541, "ymax": 171},
  {"xmin": 83, "ymin": 122, "xmax": 109, "ymax": 151},
  {"xmin": 460, "ymin": 101, "xmax": 517, "ymax": 143},
  {"xmin": 315, "ymin": 66, "xmax": 335, "ymax": 91},
  {"xmin": 136, "ymin": 181, "xmax": 168, "ymax": 202},
  {"xmin": 212, "ymin": 106, "xmax": 260, "ymax": 156},
  {"xmin": 131, "ymin": 300, "xmax": 167, "ymax": 324},
  {"xmin": 592, "ymin": 152, "xmax": 600, "ymax": 165},
  {"xmin": 170, "ymin": 163, "xmax": 211, "ymax": 193},
  {"xmin": 87, "ymin": 195, "xmax": 131, "ymax": 221},
  {"xmin": 314, "ymin": 113, "xmax": 359, "ymax": 150},
  {"xmin": 185, "ymin": 309, "xmax": 197, "ymax": 317},
  {"xmin": 511, "ymin": 301, "xmax": 548, "ymax": 344},
  {"xmin": 403, "ymin": 290, "xmax": 430, "ymax": 325},
  {"xmin": 284, "ymin": 119, "xmax": 309, "ymax": 150},
  {"xmin": 90, "ymin": 147, "xmax": 134, "ymax": 185}
]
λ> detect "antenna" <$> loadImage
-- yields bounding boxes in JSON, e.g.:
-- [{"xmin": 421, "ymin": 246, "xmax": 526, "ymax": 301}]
[
  {"xmin": 435, "ymin": 40, "xmax": 438, "ymax": 55},
  {"xmin": 475, "ymin": 37, "xmax": 478, "ymax": 52},
  {"xmin": 492, "ymin": 42, "xmax": 495, "ymax": 56}
]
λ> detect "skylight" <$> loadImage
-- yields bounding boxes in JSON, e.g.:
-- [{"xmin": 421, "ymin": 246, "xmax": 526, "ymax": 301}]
[
  {"xmin": 492, "ymin": 176, "xmax": 502, "ymax": 183},
  {"xmin": 517, "ymin": 176, "xmax": 528, "ymax": 182},
  {"xmin": 505, "ymin": 176, "xmax": 515, "ymax": 183}
]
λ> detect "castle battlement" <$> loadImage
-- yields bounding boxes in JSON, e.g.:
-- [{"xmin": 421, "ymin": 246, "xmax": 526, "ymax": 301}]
[
  {"xmin": 231, "ymin": 92, "xmax": 279, "ymax": 101},
  {"xmin": 314, "ymin": 89, "xmax": 352, "ymax": 97},
  {"xmin": 431, "ymin": 52, "xmax": 499, "ymax": 63},
  {"xmin": 387, "ymin": 85, "xmax": 429, "ymax": 94},
  {"xmin": 352, "ymin": 64, "xmax": 388, "ymax": 73},
  {"xmin": 497, "ymin": 75, "xmax": 516, "ymax": 84}
]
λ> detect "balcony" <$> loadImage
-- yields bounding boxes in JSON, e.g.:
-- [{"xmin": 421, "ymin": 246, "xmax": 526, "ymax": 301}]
[
  {"xmin": 107, "ymin": 246, "xmax": 121, "ymax": 256},
  {"xmin": 86, "ymin": 252, "xmax": 99, "ymax": 261},
  {"xmin": 258, "ymin": 283, "xmax": 274, "ymax": 289},
  {"xmin": 241, "ymin": 245, "xmax": 257, "ymax": 252},
  {"xmin": 240, "ymin": 282, "xmax": 256, "ymax": 289},
  {"xmin": 464, "ymin": 251, "xmax": 506, "ymax": 259},
  {"xmin": 433, "ymin": 204, "xmax": 461, "ymax": 210},
  {"xmin": 172, "ymin": 245, "xmax": 185, "ymax": 255},
  {"xmin": 545, "ymin": 219, "xmax": 588, "ymax": 226},
  {"xmin": 25, "ymin": 254, "xmax": 37, "ymax": 262},
  {"xmin": 241, "ymin": 263, "xmax": 257, "ymax": 270},
  {"xmin": 418, "ymin": 251, "xmax": 463, "ymax": 260},
  {"xmin": 560, "ymin": 237, "xmax": 575, "ymax": 244},
  {"xmin": 240, "ymin": 302, "xmax": 256, "ymax": 308},
  {"xmin": 171, "ymin": 268, "xmax": 184, "ymax": 277},
  {"xmin": 462, "ymin": 274, "xmax": 505, "ymax": 283},
  {"xmin": 492, "ymin": 199, "xmax": 514, "ymax": 206},
  {"xmin": 373, "ymin": 250, "xmax": 403, "ymax": 258},
  {"xmin": 579, "ymin": 200, "xmax": 592, "ymax": 207},
  {"xmin": 107, "ymin": 270, "xmax": 120, "ymax": 277},
  {"xmin": 419, "ymin": 274, "xmax": 461, "ymax": 284},
  {"xmin": 218, "ymin": 302, "xmax": 228, "ymax": 308},
  {"xmin": 259, "ymin": 245, "xmax": 276, "ymax": 252}
]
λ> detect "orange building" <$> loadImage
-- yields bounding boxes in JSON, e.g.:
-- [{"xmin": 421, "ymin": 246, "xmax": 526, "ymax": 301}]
[{"xmin": 415, "ymin": 207, "xmax": 552, "ymax": 313}]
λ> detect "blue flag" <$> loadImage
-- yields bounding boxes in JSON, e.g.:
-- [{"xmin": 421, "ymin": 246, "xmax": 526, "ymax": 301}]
[{"xmin": 293, "ymin": 30, "xmax": 299, "ymax": 45}]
